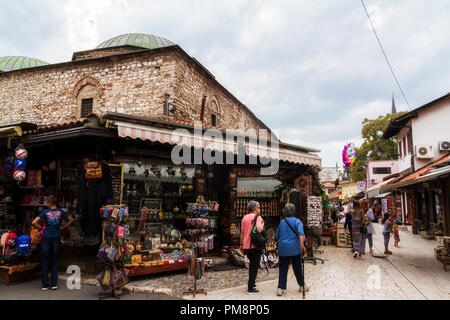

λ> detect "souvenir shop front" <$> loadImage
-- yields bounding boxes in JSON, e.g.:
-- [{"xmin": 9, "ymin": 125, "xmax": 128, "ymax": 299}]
[{"xmin": 0, "ymin": 113, "xmax": 322, "ymax": 283}]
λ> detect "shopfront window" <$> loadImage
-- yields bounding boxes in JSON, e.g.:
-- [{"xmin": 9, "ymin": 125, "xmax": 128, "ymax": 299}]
[
  {"xmin": 235, "ymin": 177, "xmax": 282, "ymax": 218},
  {"xmin": 121, "ymin": 162, "xmax": 196, "ymax": 241}
]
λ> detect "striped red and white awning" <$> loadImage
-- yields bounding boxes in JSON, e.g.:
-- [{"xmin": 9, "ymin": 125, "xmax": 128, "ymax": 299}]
[{"xmin": 116, "ymin": 121, "xmax": 321, "ymax": 167}]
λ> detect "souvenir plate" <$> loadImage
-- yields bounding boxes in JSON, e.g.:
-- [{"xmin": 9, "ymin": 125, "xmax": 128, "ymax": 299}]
[{"xmin": 171, "ymin": 229, "xmax": 181, "ymax": 241}]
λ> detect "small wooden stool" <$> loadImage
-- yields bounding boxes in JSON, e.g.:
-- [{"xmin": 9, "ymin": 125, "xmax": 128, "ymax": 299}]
[{"xmin": 321, "ymin": 236, "xmax": 331, "ymax": 246}]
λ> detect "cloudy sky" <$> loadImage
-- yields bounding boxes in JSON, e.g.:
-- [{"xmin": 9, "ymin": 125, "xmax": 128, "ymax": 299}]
[{"xmin": 1, "ymin": 0, "xmax": 449, "ymax": 167}]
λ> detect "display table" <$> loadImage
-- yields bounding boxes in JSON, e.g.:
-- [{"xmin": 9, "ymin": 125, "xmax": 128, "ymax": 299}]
[
  {"xmin": 0, "ymin": 262, "xmax": 40, "ymax": 285},
  {"xmin": 125, "ymin": 260, "xmax": 188, "ymax": 277}
]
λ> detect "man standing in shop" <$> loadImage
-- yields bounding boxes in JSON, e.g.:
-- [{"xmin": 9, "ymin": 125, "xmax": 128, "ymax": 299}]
[
  {"xmin": 32, "ymin": 195, "xmax": 74, "ymax": 290},
  {"xmin": 240, "ymin": 200, "xmax": 264, "ymax": 295}
]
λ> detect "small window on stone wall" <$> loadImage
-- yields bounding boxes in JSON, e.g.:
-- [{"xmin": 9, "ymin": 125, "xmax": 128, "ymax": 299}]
[
  {"xmin": 211, "ymin": 114, "xmax": 217, "ymax": 127},
  {"xmin": 81, "ymin": 98, "xmax": 93, "ymax": 118}
]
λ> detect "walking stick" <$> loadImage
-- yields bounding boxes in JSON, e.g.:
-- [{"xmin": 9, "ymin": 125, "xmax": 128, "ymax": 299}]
[
  {"xmin": 301, "ymin": 250, "xmax": 306, "ymax": 299},
  {"xmin": 262, "ymin": 249, "xmax": 270, "ymax": 274}
]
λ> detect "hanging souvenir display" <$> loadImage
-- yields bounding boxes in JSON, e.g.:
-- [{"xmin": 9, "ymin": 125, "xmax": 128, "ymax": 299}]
[
  {"xmin": 342, "ymin": 142, "xmax": 356, "ymax": 168},
  {"xmin": 12, "ymin": 170, "xmax": 26, "ymax": 182}
]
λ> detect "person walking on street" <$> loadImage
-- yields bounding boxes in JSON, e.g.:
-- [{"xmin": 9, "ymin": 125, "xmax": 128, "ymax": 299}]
[
  {"xmin": 330, "ymin": 203, "xmax": 338, "ymax": 223},
  {"xmin": 275, "ymin": 204, "xmax": 309, "ymax": 296},
  {"xmin": 240, "ymin": 200, "xmax": 264, "ymax": 295},
  {"xmin": 351, "ymin": 200, "xmax": 363, "ymax": 259},
  {"xmin": 344, "ymin": 202, "xmax": 354, "ymax": 249},
  {"xmin": 364, "ymin": 204, "xmax": 376, "ymax": 253},
  {"xmin": 392, "ymin": 223, "xmax": 401, "ymax": 247},
  {"xmin": 32, "ymin": 195, "xmax": 74, "ymax": 290},
  {"xmin": 382, "ymin": 213, "xmax": 393, "ymax": 254}
]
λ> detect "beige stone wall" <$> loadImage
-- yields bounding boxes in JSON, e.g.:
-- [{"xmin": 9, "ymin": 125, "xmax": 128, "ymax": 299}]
[
  {"xmin": 173, "ymin": 53, "xmax": 266, "ymax": 134},
  {"xmin": 0, "ymin": 51, "xmax": 177, "ymax": 125},
  {"xmin": 0, "ymin": 48, "xmax": 269, "ymax": 137}
]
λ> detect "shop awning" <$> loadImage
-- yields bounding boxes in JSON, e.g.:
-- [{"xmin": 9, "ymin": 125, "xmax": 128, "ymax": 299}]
[
  {"xmin": 114, "ymin": 120, "xmax": 322, "ymax": 167},
  {"xmin": 375, "ymin": 192, "xmax": 392, "ymax": 199}
]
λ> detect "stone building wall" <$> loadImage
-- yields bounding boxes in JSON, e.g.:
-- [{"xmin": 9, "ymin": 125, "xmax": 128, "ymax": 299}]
[
  {"xmin": 0, "ymin": 47, "xmax": 269, "ymax": 136},
  {"xmin": 0, "ymin": 51, "xmax": 177, "ymax": 126},
  {"xmin": 173, "ymin": 52, "xmax": 267, "ymax": 135}
]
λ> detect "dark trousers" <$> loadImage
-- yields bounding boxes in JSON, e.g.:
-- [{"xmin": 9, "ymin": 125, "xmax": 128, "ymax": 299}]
[
  {"xmin": 344, "ymin": 221, "xmax": 353, "ymax": 247},
  {"xmin": 41, "ymin": 236, "xmax": 61, "ymax": 287},
  {"xmin": 278, "ymin": 255, "xmax": 304, "ymax": 290},
  {"xmin": 245, "ymin": 249, "xmax": 262, "ymax": 291}
]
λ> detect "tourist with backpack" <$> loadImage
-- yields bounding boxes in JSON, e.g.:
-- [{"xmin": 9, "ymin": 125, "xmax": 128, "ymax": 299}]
[
  {"xmin": 32, "ymin": 195, "xmax": 74, "ymax": 290},
  {"xmin": 240, "ymin": 200, "xmax": 265, "ymax": 295},
  {"xmin": 275, "ymin": 204, "xmax": 309, "ymax": 296}
]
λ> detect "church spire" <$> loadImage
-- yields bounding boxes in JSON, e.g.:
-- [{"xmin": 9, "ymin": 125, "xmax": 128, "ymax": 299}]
[{"xmin": 391, "ymin": 92, "xmax": 397, "ymax": 114}]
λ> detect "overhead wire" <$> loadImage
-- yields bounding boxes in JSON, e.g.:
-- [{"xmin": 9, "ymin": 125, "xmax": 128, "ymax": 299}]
[{"xmin": 361, "ymin": 0, "xmax": 412, "ymax": 110}]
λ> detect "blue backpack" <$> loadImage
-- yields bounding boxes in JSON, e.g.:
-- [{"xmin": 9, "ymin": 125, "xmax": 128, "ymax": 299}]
[{"xmin": 17, "ymin": 235, "xmax": 31, "ymax": 255}]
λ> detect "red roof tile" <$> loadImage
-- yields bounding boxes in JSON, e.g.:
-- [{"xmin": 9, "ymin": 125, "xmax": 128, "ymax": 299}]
[{"xmin": 396, "ymin": 154, "xmax": 450, "ymax": 183}]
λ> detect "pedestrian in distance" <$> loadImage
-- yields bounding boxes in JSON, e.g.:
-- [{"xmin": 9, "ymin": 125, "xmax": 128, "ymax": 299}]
[
  {"xmin": 381, "ymin": 213, "xmax": 393, "ymax": 254},
  {"xmin": 351, "ymin": 200, "xmax": 363, "ymax": 259},
  {"xmin": 330, "ymin": 203, "xmax": 338, "ymax": 223},
  {"xmin": 363, "ymin": 203, "xmax": 376, "ymax": 253},
  {"xmin": 344, "ymin": 201, "xmax": 354, "ymax": 249},
  {"xmin": 240, "ymin": 200, "xmax": 264, "ymax": 295},
  {"xmin": 32, "ymin": 195, "xmax": 74, "ymax": 291},
  {"xmin": 392, "ymin": 223, "xmax": 401, "ymax": 247},
  {"xmin": 275, "ymin": 204, "xmax": 309, "ymax": 296}
]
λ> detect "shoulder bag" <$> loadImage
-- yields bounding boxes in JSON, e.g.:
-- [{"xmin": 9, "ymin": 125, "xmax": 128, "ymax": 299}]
[{"xmin": 250, "ymin": 214, "xmax": 267, "ymax": 250}]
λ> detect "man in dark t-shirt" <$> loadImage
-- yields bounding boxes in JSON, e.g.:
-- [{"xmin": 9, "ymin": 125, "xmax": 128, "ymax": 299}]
[{"xmin": 32, "ymin": 195, "xmax": 74, "ymax": 290}]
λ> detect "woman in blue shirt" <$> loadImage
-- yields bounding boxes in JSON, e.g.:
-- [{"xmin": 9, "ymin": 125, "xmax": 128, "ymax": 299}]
[
  {"xmin": 275, "ymin": 204, "xmax": 309, "ymax": 296},
  {"xmin": 32, "ymin": 195, "xmax": 74, "ymax": 290}
]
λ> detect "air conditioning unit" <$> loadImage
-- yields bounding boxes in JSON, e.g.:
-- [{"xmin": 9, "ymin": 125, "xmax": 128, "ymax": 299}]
[
  {"xmin": 439, "ymin": 141, "xmax": 450, "ymax": 152},
  {"xmin": 416, "ymin": 145, "xmax": 434, "ymax": 159}
]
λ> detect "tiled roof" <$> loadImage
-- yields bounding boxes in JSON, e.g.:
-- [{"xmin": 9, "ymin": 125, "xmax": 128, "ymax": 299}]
[
  {"xmin": 398, "ymin": 154, "xmax": 450, "ymax": 183},
  {"xmin": 382, "ymin": 154, "xmax": 450, "ymax": 189},
  {"xmin": 22, "ymin": 119, "xmax": 88, "ymax": 135},
  {"xmin": 21, "ymin": 114, "xmax": 102, "ymax": 135}
]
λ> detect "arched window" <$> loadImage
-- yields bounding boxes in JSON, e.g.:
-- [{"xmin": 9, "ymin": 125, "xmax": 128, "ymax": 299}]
[
  {"xmin": 208, "ymin": 97, "xmax": 221, "ymax": 127},
  {"xmin": 73, "ymin": 76, "xmax": 101, "ymax": 118}
]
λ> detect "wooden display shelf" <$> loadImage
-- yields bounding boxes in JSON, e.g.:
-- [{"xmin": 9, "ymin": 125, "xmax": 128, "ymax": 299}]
[
  {"xmin": 125, "ymin": 260, "xmax": 188, "ymax": 277},
  {"xmin": 0, "ymin": 262, "xmax": 40, "ymax": 285}
]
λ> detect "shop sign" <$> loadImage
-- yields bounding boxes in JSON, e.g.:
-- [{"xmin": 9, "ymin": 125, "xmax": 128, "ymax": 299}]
[{"xmin": 357, "ymin": 181, "xmax": 366, "ymax": 191}]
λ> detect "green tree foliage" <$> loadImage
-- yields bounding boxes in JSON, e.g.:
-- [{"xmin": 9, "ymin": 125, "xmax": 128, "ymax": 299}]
[{"xmin": 351, "ymin": 112, "xmax": 406, "ymax": 182}]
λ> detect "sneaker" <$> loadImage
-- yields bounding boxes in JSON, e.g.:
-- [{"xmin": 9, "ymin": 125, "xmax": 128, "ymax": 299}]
[
  {"xmin": 277, "ymin": 288, "xmax": 284, "ymax": 296},
  {"xmin": 299, "ymin": 285, "xmax": 310, "ymax": 292},
  {"xmin": 41, "ymin": 286, "xmax": 49, "ymax": 291},
  {"xmin": 51, "ymin": 285, "xmax": 58, "ymax": 290},
  {"xmin": 247, "ymin": 288, "xmax": 259, "ymax": 295},
  {"xmin": 384, "ymin": 250, "xmax": 393, "ymax": 254}
]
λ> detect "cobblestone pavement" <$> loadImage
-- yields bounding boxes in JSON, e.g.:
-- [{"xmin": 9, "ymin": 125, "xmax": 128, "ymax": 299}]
[
  {"xmin": 185, "ymin": 223, "xmax": 450, "ymax": 300},
  {"xmin": 129, "ymin": 263, "xmax": 278, "ymax": 298}
]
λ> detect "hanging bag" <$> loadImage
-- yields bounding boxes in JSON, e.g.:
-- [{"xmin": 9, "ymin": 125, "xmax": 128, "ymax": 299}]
[
  {"xmin": 85, "ymin": 162, "xmax": 103, "ymax": 179},
  {"xmin": 250, "ymin": 214, "xmax": 267, "ymax": 250},
  {"xmin": 30, "ymin": 227, "xmax": 41, "ymax": 245}
]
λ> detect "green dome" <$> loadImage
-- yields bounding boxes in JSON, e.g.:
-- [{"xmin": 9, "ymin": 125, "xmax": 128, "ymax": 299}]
[
  {"xmin": 0, "ymin": 56, "xmax": 49, "ymax": 72},
  {"xmin": 95, "ymin": 33, "xmax": 175, "ymax": 50}
]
